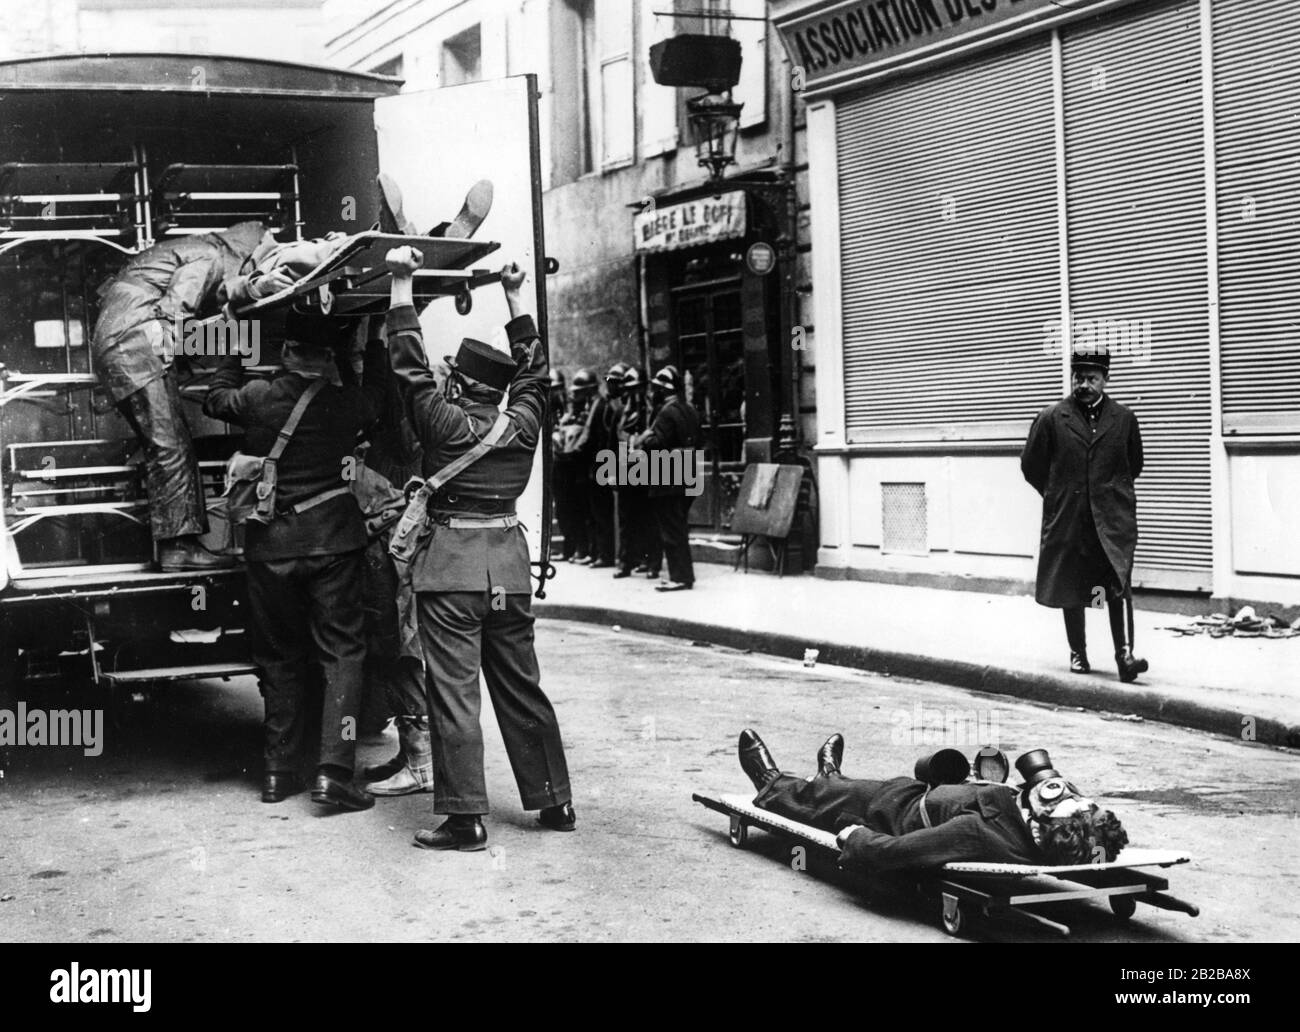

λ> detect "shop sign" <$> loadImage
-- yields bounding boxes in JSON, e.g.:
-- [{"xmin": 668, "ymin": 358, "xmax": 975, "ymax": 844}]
[
  {"xmin": 634, "ymin": 192, "xmax": 747, "ymax": 254},
  {"xmin": 746, "ymin": 242, "xmax": 776, "ymax": 275},
  {"xmin": 776, "ymin": 0, "xmax": 1090, "ymax": 89}
]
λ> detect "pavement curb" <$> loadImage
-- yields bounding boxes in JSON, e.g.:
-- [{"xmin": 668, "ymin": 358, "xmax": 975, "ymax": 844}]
[{"xmin": 536, "ymin": 603, "xmax": 1300, "ymax": 750}]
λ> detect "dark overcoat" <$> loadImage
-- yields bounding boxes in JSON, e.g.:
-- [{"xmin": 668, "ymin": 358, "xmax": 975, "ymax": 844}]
[
  {"xmin": 755, "ymin": 775, "xmax": 1042, "ymax": 872},
  {"xmin": 1020, "ymin": 394, "xmax": 1144, "ymax": 608}
]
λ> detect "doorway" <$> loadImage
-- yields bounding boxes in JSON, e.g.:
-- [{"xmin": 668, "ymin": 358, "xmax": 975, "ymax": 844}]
[{"xmin": 673, "ymin": 278, "xmax": 745, "ymax": 529}]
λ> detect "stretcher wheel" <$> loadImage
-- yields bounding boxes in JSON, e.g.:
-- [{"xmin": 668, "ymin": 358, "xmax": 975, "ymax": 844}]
[
  {"xmin": 1110, "ymin": 895, "xmax": 1137, "ymax": 921},
  {"xmin": 455, "ymin": 287, "xmax": 472, "ymax": 315},
  {"xmin": 941, "ymin": 894, "xmax": 964, "ymax": 937},
  {"xmin": 728, "ymin": 816, "xmax": 748, "ymax": 848}
]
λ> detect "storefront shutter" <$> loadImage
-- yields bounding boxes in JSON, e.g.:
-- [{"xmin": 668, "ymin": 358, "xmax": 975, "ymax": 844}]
[
  {"xmin": 1060, "ymin": 1, "xmax": 1212, "ymax": 590},
  {"xmin": 1212, "ymin": 0, "xmax": 1300, "ymax": 435},
  {"xmin": 835, "ymin": 41, "xmax": 1059, "ymax": 442}
]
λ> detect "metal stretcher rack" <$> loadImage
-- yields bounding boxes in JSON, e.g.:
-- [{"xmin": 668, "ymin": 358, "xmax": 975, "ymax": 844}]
[
  {"xmin": 0, "ymin": 162, "xmax": 142, "ymax": 253},
  {"xmin": 151, "ymin": 162, "xmax": 301, "ymax": 238}
]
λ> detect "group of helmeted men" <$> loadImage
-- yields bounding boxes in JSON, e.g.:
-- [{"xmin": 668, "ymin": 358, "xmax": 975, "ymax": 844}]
[{"xmin": 550, "ymin": 361, "xmax": 701, "ymax": 592}]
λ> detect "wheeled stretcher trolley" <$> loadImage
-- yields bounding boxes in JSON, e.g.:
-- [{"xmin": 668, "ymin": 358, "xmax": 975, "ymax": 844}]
[{"xmin": 694, "ymin": 791, "xmax": 1199, "ymax": 938}]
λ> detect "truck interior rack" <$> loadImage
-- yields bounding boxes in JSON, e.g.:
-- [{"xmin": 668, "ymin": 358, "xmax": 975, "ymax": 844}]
[
  {"xmin": 0, "ymin": 162, "xmax": 142, "ymax": 248},
  {"xmin": 151, "ymin": 163, "xmax": 301, "ymax": 238}
]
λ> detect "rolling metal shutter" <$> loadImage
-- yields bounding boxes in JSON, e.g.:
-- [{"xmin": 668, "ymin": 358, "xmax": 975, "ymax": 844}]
[
  {"xmin": 835, "ymin": 42, "xmax": 1059, "ymax": 442},
  {"xmin": 1060, "ymin": 1, "xmax": 1212, "ymax": 589},
  {"xmin": 1212, "ymin": 0, "xmax": 1300, "ymax": 434}
]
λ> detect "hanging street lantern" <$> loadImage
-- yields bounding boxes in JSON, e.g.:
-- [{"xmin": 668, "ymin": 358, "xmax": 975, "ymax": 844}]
[{"xmin": 686, "ymin": 91, "xmax": 743, "ymax": 181}]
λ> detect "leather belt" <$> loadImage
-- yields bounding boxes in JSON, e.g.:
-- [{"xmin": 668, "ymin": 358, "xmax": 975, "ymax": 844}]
[
  {"xmin": 432, "ymin": 511, "xmax": 520, "ymax": 530},
  {"xmin": 429, "ymin": 493, "xmax": 515, "ymax": 515}
]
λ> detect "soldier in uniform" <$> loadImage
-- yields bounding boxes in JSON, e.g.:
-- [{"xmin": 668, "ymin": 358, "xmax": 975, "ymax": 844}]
[
  {"xmin": 613, "ymin": 366, "xmax": 659, "ymax": 579},
  {"xmin": 1021, "ymin": 346, "xmax": 1148, "ymax": 682},
  {"xmin": 203, "ymin": 308, "xmax": 384, "ymax": 811},
  {"xmin": 552, "ymin": 369, "xmax": 594, "ymax": 562},
  {"xmin": 635, "ymin": 365, "xmax": 701, "ymax": 592},
  {"xmin": 384, "ymin": 247, "xmax": 574, "ymax": 851}
]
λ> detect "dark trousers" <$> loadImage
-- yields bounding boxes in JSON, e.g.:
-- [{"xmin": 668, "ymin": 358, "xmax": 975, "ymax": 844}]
[
  {"xmin": 246, "ymin": 549, "xmax": 366, "ymax": 774},
  {"xmin": 553, "ymin": 461, "xmax": 589, "ymax": 558},
  {"xmin": 587, "ymin": 478, "xmax": 614, "ymax": 563},
  {"xmin": 755, "ymin": 773, "xmax": 888, "ymax": 834},
  {"xmin": 117, "ymin": 372, "xmax": 206, "ymax": 541},
  {"xmin": 361, "ymin": 536, "xmax": 427, "ymax": 719},
  {"xmin": 416, "ymin": 590, "xmax": 571, "ymax": 814},
  {"xmin": 617, "ymin": 485, "xmax": 659, "ymax": 573},
  {"xmin": 652, "ymin": 493, "xmax": 694, "ymax": 585}
]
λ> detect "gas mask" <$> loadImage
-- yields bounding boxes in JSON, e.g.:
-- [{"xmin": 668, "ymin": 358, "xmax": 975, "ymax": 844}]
[
  {"xmin": 1025, "ymin": 776, "xmax": 1096, "ymax": 823},
  {"xmin": 1016, "ymin": 749, "xmax": 1096, "ymax": 823}
]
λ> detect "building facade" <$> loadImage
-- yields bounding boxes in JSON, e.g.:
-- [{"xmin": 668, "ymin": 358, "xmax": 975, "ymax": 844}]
[
  {"xmin": 773, "ymin": 0, "xmax": 1300, "ymax": 608},
  {"xmin": 0, "ymin": 0, "xmax": 326, "ymax": 64},
  {"xmin": 325, "ymin": 0, "xmax": 818, "ymax": 540}
]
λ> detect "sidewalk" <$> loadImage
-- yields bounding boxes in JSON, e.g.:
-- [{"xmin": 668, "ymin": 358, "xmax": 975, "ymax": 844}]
[{"xmin": 534, "ymin": 563, "xmax": 1300, "ymax": 748}]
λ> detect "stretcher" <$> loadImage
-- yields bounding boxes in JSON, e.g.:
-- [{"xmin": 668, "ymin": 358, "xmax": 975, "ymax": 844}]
[
  {"xmin": 693, "ymin": 791, "xmax": 1199, "ymax": 938},
  {"xmin": 229, "ymin": 230, "xmax": 503, "ymax": 318}
]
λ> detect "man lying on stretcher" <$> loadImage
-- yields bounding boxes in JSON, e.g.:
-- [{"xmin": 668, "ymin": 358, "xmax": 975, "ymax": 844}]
[{"xmin": 738, "ymin": 730, "xmax": 1128, "ymax": 872}]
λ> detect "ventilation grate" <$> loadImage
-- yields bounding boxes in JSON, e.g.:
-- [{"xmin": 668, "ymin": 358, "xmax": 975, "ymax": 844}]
[{"xmin": 882, "ymin": 482, "xmax": 927, "ymax": 555}]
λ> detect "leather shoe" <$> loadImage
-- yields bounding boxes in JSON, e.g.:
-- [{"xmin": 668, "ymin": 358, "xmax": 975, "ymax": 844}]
[
  {"xmin": 1070, "ymin": 650, "xmax": 1091, "ymax": 674},
  {"xmin": 1116, "ymin": 647, "xmax": 1149, "ymax": 684},
  {"xmin": 538, "ymin": 802, "xmax": 576, "ymax": 831},
  {"xmin": 262, "ymin": 772, "xmax": 301, "ymax": 803},
  {"xmin": 738, "ymin": 729, "xmax": 780, "ymax": 790},
  {"xmin": 157, "ymin": 535, "xmax": 235, "ymax": 572},
  {"xmin": 817, "ymin": 733, "xmax": 844, "ymax": 777},
  {"xmin": 311, "ymin": 771, "xmax": 374, "ymax": 812},
  {"xmin": 612, "ymin": 569, "xmax": 632, "ymax": 579},
  {"xmin": 413, "ymin": 816, "xmax": 488, "ymax": 851}
]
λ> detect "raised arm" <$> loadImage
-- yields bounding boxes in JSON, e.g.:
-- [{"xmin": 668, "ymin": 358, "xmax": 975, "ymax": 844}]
[
  {"xmin": 202, "ymin": 353, "xmax": 267, "ymax": 427},
  {"xmin": 499, "ymin": 262, "xmax": 547, "ymax": 450},
  {"xmin": 383, "ymin": 246, "xmax": 464, "ymax": 450}
]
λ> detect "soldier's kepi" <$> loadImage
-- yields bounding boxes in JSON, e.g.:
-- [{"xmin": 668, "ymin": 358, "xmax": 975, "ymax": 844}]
[
  {"xmin": 1021, "ymin": 339, "xmax": 1148, "ymax": 683},
  {"xmin": 383, "ymin": 245, "xmax": 575, "ymax": 852}
]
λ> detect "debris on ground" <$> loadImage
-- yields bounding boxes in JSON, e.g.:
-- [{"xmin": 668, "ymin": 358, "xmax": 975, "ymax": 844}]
[{"xmin": 1162, "ymin": 606, "xmax": 1300, "ymax": 638}]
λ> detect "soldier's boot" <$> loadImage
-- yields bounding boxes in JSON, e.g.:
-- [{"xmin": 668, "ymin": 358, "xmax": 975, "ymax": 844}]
[
  {"xmin": 1109, "ymin": 595, "xmax": 1148, "ymax": 683},
  {"xmin": 1063, "ymin": 607, "xmax": 1090, "ymax": 673},
  {"xmin": 367, "ymin": 716, "xmax": 434, "ymax": 796}
]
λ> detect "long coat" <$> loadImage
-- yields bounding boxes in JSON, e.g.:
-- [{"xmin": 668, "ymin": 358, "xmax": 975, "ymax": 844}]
[
  {"xmin": 92, "ymin": 221, "xmax": 267, "ymax": 402},
  {"xmin": 1020, "ymin": 394, "xmax": 1144, "ymax": 608},
  {"xmin": 639, "ymin": 394, "xmax": 701, "ymax": 497},
  {"xmin": 756, "ymin": 774, "xmax": 1042, "ymax": 872}
]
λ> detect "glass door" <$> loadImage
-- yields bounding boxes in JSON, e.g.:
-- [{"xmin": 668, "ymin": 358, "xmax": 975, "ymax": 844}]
[{"xmin": 674, "ymin": 280, "xmax": 745, "ymax": 529}]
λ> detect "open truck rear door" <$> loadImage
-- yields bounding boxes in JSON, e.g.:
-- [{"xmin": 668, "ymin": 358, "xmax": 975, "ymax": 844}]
[{"xmin": 372, "ymin": 76, "xmax": 554, "ymax": 593}]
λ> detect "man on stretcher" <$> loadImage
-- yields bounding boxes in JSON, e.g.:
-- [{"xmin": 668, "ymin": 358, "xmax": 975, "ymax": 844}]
[{"xmin": 737, "ymin": 729, "xmax": 1128, "ymax": 872}]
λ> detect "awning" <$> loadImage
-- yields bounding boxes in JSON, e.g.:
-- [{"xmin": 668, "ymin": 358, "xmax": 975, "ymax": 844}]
[{"xmin": 634, "ymin": 191, "xmax": 746, "ymax": 254}]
